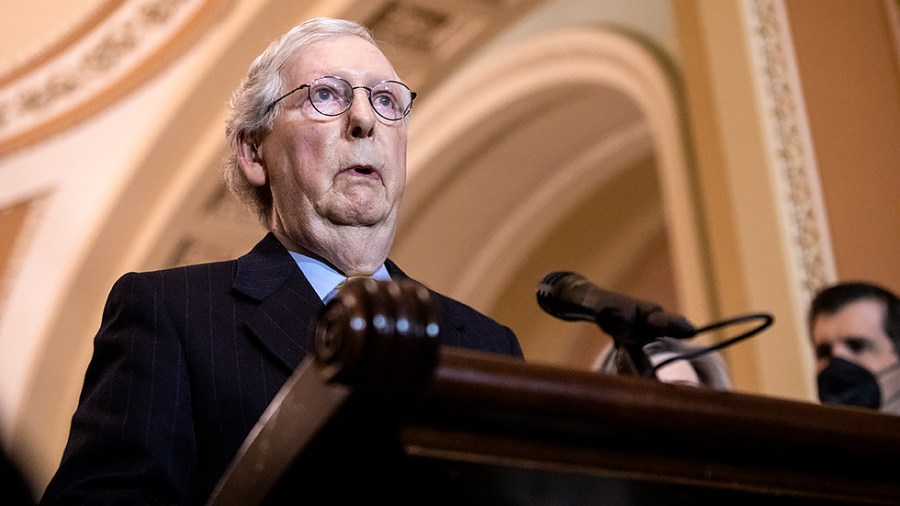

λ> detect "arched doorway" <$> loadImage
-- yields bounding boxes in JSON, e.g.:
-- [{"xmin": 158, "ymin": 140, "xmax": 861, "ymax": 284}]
[{"xmin": 395, "ymin": 27, "xmax": 713, "ymax": 368}]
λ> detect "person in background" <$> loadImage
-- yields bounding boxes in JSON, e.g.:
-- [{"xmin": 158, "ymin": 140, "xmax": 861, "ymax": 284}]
[
  {"xmin": 809, "ymin": 281, "xmax": 900, "ymax": 414},
  {"xmin": 41, "ymin": 17, "xmax": 522, "ymax": 505}
]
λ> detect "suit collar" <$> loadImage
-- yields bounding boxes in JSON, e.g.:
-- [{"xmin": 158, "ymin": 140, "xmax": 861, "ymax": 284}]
[
  {"xmin": 235, "ymin": 233, "xmax": 322, "ymax": 373},
  {"xmin": 386, "ymin": 259, "xmax": 467, "ymax": 342},
  {"xmin": 234, "ymin": 235, "xmax": 467, "ymax": 371},
  {"xmin": 234, "ymin": 232, "xmax": 299, "ymax": 301}
]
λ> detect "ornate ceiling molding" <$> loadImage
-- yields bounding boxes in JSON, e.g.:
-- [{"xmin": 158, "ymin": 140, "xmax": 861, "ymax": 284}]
[
  {"xmin": 0, "ymin": 0, "xmax": 229, "ymax": 157},
  {"xmin": 744, "ymin": 0, "xmax": 836, "ymax": 299},
  {"xmin": 361, "ymin": 0, "xmax": 542, "ymax": 89}
]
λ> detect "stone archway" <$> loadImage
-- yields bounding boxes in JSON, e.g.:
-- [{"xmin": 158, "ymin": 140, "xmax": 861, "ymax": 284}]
[{"xmin": 394, "ymin": 27, "xmax": 712, "ymax": 367}]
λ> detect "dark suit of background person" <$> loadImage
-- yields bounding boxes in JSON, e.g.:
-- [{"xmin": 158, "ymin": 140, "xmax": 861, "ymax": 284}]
[{"xmin": 40, "ymin": 17, "xmax": 522, "ymax": 505}]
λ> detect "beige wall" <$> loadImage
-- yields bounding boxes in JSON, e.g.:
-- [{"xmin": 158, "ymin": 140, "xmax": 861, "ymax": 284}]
[
  {"xmin": 3, "ymin": 0, "xmax": 899, "ymax": 497},
  {"xmin": 787, "ymin": 0, "xmax": 900, "ymax": 295},
  {"xmin": 673, "ymin": 0, "xmax": 899, "ymax": 398}
]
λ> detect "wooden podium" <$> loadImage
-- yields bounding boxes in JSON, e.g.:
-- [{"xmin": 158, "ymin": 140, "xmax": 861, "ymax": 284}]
[{"xmin": 207, "ymin": 279, "xmax": 900, "ymax": 505}]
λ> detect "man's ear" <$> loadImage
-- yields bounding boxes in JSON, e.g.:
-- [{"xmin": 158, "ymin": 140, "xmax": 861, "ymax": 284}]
[{"xmin": 236, "ymin": 134, "xmax": 267, "ymax": 187}]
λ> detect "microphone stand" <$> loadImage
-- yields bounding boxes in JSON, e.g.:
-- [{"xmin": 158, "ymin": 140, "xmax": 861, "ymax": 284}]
[
  {"xmin": 599, "ymin": 309, "xmax": 678, "ymax": 379},
  {"xmin": 610, "ymin": 329, "xmax": 657, "ymax": 379}
]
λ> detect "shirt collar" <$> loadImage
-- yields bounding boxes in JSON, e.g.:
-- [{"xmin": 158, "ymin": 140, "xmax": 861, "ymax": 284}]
[{"xmin": 287, "ymin": 250, "xmax": 391, "ymax": 301}]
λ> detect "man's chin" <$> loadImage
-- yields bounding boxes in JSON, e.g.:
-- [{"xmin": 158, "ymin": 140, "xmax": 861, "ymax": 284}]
[
  {"xmin": 328, "ymin": 209, "xmax": 393, "ymax": 228},
  {"xmin": 323, "ymin": 196, "xmax": 392, "ymax": 222}
]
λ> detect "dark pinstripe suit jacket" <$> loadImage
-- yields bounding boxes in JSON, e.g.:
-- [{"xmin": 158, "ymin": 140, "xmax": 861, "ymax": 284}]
[{"xmin": 41, "ymin": 233, "xmax": 522, "ymax": 505}]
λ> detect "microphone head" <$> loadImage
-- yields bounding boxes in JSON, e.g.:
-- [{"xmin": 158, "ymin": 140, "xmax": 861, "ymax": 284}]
[
  {"xmin": 536, "ymin": 271, "xmax": 595, "ymax": 321},
  {"xmin": 536, "ymin": 270, "xmax": 697, "ymax": 339},
  {"xmin": 535, "ymin": 271, "xmax": 569, "ymax": 313}
]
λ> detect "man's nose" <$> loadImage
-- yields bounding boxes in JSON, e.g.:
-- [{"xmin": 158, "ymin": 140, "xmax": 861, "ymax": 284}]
[
  {"xmin": 831, "ymin": 344, "xmax": 857, "ymax": 362},
  {"xmin": 346, "ymin": 88, "xmax": 375, "ymax": 138}
]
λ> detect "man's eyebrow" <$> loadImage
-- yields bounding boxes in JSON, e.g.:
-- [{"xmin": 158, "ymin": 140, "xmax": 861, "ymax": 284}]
[{"xmin": 841, "ymin": 334, "xmax": 873, "ymax": 341}]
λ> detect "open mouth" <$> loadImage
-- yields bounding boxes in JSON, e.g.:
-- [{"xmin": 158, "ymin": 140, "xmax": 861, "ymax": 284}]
[{"xmin": 344, "ymin": 165, "xmax": 379, "ymax": 178}]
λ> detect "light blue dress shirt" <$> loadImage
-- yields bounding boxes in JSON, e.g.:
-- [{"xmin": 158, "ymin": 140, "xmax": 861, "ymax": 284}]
[{"xmin": 287, "ymin": 250, "xmax": 391, "ymax": 302}]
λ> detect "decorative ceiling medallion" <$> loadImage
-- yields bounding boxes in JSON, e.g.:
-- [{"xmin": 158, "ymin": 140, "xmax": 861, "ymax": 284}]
[
  {"xmin": 0, "ymin": 0, "xmax": 227, "ymax": 157},
  {"xmin": 368, "ymin": 2, "xmax": 450, "ymax": 52}
]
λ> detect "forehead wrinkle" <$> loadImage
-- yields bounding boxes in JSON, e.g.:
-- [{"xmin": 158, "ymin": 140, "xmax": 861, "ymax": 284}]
[
  {"xmin": 303, "ymin": 70, "xmax": 399, "ymax": 88},
  {"xmin": 282, "ymin": 38, "xmax": 398, "ymax": 88}
]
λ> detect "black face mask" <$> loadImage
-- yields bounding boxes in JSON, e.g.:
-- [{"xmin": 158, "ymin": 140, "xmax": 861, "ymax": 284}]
[{"xmin": 817, "ymin": 358, "xmax": 881, "ymax": 410}]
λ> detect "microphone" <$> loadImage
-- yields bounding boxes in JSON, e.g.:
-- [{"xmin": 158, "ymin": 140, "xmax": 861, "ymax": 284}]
[{"xmin": 536, "ymin": 271, "xmax": 696, "ymax": 340}]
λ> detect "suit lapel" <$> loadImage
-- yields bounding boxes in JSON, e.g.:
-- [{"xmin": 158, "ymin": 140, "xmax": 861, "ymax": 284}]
[
  {"xmin": 233, "ymin": 244, "xmax": 469, "ymax": 374},
  {"xmin": 385, "ymin": 259, "xmax": 466, "ymax": 347},
  {"xmin": 234, "ymin": 234, "xmax": 323, "ymax": 374}
]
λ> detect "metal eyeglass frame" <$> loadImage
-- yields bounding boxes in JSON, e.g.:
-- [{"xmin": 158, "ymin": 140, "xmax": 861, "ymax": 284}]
[{"xmin": 267, "ymin": 75, "xmax": 417, "ymax": 121}]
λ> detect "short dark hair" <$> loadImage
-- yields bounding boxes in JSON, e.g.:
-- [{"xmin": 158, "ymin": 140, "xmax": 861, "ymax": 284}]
[{"xmin": 808, "ymin": 281, "xmax": 900, "ymax": 353}]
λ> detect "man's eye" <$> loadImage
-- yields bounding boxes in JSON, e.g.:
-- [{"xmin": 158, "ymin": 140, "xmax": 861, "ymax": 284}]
[
  {"xmin": 815, "ymin": 344, "xmax": 832, "ymax": 360},
  {"xmin": 373, "ymin": 93, "xmax": 396, "ymax": 108},
  {"xmin": 310, "ymin": 84, "xmax": 348, "ymax": 104},
  {"xmin": 846, "ymin": 337, "xmax": 872, "ymax": 353},
  {"xmin": 313, "ymin": 88, "xmax": 337, "ymax": 101}
]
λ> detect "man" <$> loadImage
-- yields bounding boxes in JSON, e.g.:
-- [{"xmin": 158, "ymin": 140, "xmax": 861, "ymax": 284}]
[
  {"xmin": 41, "ymin": 17, "xmax": 522, "ymax": 505},
  {"xmin": 809, "ymin": 281, "xmax": 900, "ymax": 414}
]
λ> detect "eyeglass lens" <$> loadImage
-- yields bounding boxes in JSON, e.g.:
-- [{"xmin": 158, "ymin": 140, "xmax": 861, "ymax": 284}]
[{"xmin": 308, "ymin": 77, "xmax": 413, "ymax": 120}]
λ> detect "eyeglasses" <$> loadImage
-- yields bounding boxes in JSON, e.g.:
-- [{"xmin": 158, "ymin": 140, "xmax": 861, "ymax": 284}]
[{"xmin": 268, "ymin": 76, "xmax": 416, "ymax": 121}]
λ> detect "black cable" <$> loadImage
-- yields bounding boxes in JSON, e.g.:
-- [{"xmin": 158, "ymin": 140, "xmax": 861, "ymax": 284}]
[{"xmin": 651, "ymin": 312, "xmax": 774, "ymax": 373}]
